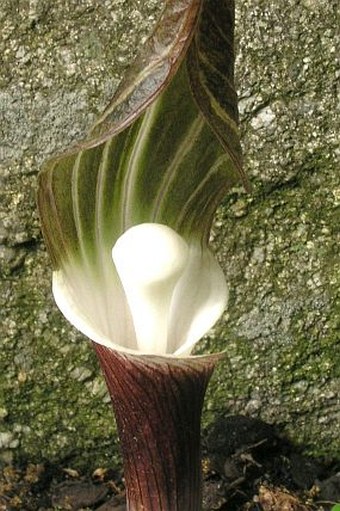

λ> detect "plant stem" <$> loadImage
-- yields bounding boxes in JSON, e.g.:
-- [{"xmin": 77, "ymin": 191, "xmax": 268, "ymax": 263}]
[{"xmin": 94, "ymin": 343, "xmax": 219, "ymax": 511}]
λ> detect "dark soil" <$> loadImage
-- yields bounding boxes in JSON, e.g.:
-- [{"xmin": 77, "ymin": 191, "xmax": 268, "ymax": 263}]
[{"xmin": 0, "ymin": 416, "xmax": 339, "ymax": 511}]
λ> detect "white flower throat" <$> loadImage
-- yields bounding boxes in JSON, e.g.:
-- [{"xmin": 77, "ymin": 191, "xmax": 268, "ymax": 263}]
[{"xmin": 52, "ymin": 222, "xmax": 227, "ymax": 356}]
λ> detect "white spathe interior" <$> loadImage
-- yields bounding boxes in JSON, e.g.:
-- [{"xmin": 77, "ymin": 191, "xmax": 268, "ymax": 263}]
[
  {"xmin": 52, "ymin": 262, "xmax": 138, "ymax": 353},
  {"xmin": 168, "ymin": 244, "xmax": 228, "ymax": 355},
  {"xmin": 52, "ymin": 223, "xmax": 228, "ymax": 356}
]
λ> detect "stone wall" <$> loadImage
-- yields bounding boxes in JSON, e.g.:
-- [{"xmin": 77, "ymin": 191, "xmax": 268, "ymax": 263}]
[{"xmin": 0, "ymin": 0, "xmax": 338, "ymax": 469}]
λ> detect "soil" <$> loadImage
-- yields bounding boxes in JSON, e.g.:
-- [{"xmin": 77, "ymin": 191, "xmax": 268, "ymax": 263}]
[{"xmin": 0, "ymin": 416, "xmax": 339, "ymax": 511}]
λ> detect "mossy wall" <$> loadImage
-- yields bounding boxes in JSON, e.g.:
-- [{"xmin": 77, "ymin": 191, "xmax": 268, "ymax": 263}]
[{"xmin": 0, "ymin": 0, "xmax": 338, "ymax": 469}]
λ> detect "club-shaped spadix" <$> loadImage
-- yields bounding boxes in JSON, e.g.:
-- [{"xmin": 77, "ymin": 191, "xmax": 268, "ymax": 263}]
[{"xmin": 112, "ymin": 223, "xmax": 189, "ymax": 354}]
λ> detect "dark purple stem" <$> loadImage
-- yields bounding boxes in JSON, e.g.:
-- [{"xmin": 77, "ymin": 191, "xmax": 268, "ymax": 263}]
[{"xmin": 94, "ymin": 343, "xmax": 219, "ymax": 511}]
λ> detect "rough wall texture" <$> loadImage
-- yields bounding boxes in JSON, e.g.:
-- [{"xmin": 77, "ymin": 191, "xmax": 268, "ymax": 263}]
[{"xmin": 0, "ymin": 0, "xmax": 339, "ymax": 469}]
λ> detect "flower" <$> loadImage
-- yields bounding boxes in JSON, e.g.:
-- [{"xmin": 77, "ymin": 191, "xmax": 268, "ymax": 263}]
[
  {"xmin": 37, "ymin": 1, "xmax": 247, "ymax": 509},
  {"xmin": 38, "ymin": 2, "xmax": 246, "ymax": 360}
]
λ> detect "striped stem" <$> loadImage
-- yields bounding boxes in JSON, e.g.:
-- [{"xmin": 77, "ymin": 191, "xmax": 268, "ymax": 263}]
[{"xmin": 94, "ymin": 343, "xmax": 219, "ymax": 511}]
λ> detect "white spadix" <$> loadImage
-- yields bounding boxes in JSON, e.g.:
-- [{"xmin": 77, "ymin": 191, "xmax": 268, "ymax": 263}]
[{"xmin": 112, "ymin": 223, "xmax": 189, "ymax": 354}]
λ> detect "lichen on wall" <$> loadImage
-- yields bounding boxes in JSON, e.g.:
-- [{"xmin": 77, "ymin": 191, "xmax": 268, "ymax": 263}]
[{"xmin": 0, "ymin": 0, "xmax": 339, "ymax": 469}]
